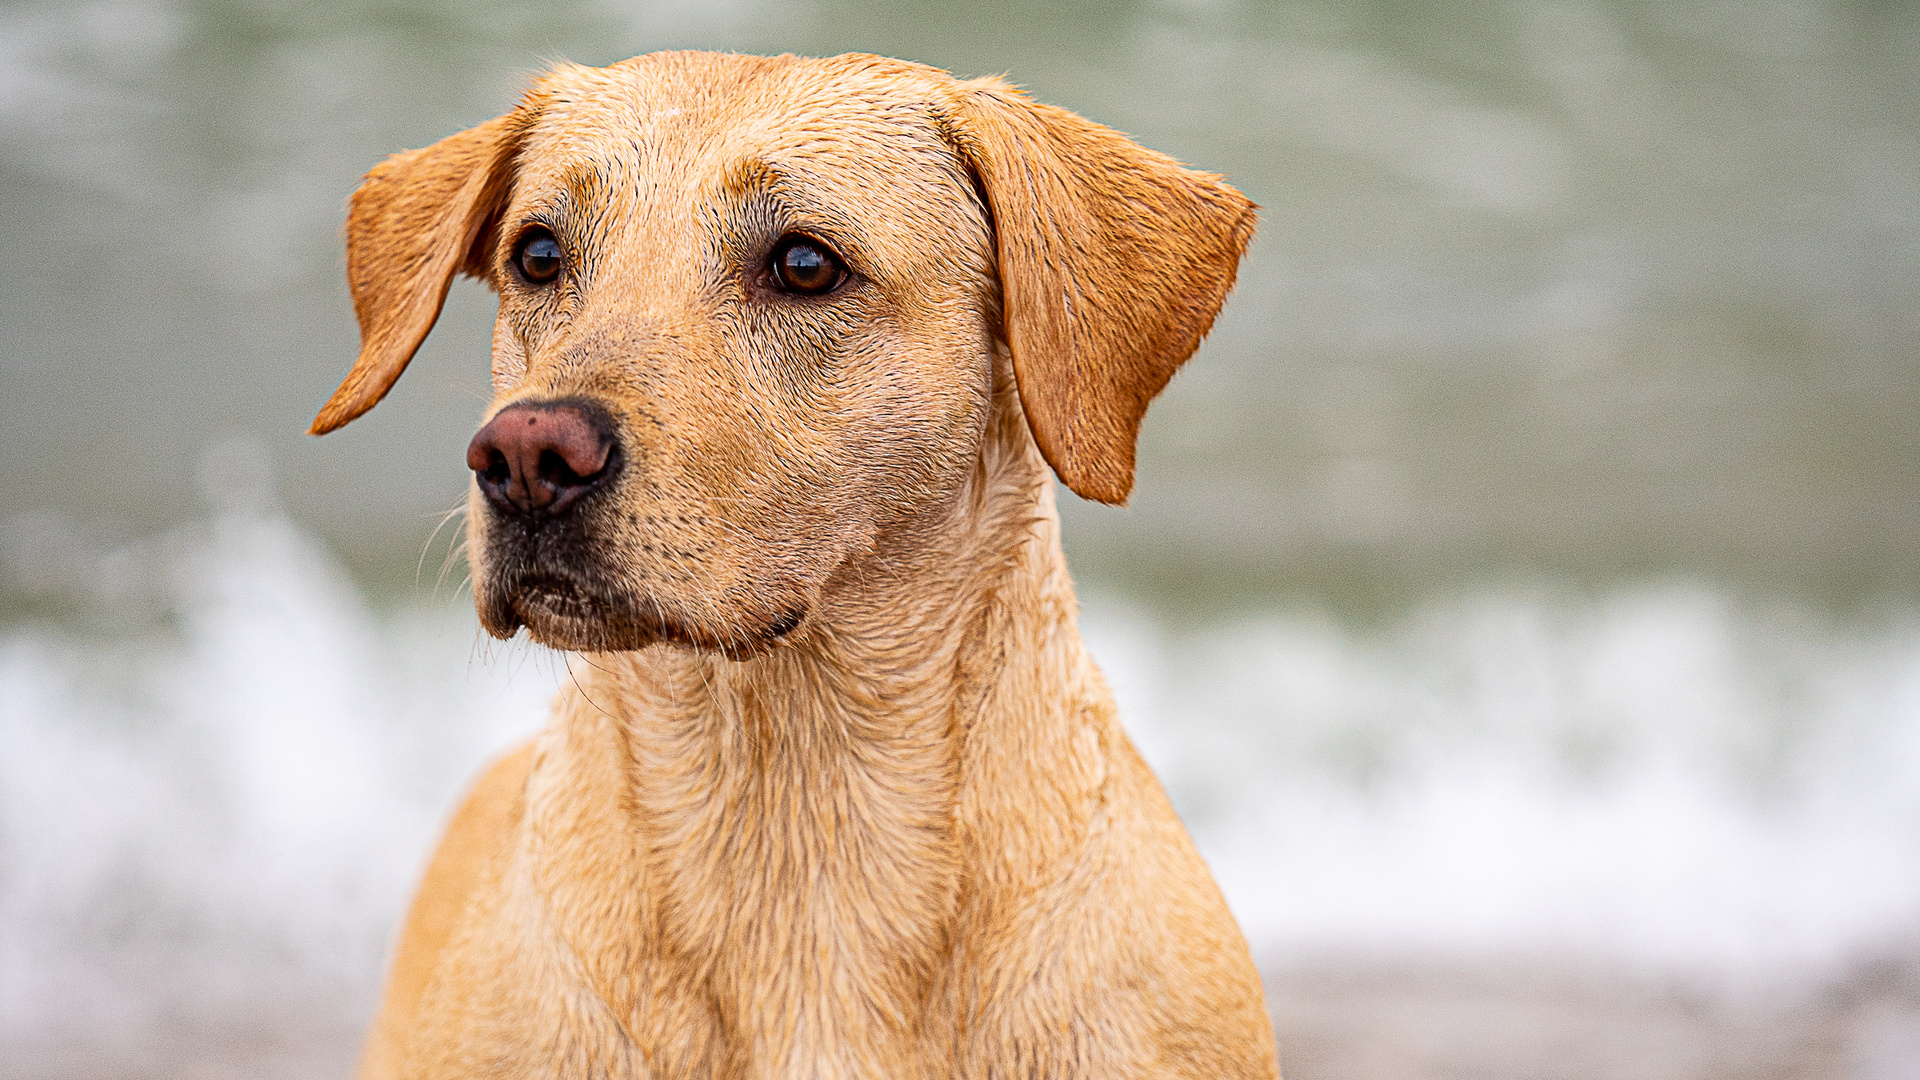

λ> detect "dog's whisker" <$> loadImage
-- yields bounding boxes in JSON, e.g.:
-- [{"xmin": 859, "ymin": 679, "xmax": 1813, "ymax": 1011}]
[
  {"xmin": 417, "ymin": 500, "xmax": 468, "ymax": 588},
  {"xmin": 435, "ymin": 534, "xmax": 470, "ymax": 601},
  {"xmin": 563, "ymin": 653, "xmax": 618, "ymax": 722}
]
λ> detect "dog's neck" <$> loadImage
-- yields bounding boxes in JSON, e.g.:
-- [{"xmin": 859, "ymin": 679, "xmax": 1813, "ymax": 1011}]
[{"xmin": 541, "ymin": 380, "xmax": 1116, "ymax": 1071}]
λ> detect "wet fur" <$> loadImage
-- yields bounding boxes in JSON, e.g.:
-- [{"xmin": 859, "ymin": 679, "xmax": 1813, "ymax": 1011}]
[{"xmin": 316, "ymin": 51, "xmax": 1275, "ymax": 1080}]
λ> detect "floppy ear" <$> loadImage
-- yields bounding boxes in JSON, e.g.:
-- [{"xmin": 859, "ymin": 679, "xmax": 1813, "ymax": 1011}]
[
  {"xmin": 309, "ymin": 104, "xmax": 539, "ymax": 435},
  {"xmin": 945, "ymin": 78, "xmax": 1256, "ymax": 505}
]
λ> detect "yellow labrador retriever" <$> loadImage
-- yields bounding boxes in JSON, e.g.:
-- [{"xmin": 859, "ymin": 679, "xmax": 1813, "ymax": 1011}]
[{"xmin": 312, "ymin": 50, "xmax": 1274, "ymax": 1080}]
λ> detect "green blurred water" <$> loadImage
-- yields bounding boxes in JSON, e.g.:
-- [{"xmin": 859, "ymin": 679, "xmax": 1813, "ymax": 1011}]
[
  {"xmin": 4, "ymin": 0, "xmax": 1919, "ymax": 611},
  {"xmin": 8, "ymin": 9, "xmax": 1920, "ymax": 1072}
]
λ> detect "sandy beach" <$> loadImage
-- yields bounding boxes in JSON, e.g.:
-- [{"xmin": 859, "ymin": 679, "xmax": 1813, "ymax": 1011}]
[
  {"xmin": 1267, "ymin": 960, "xmax": 1920, "ymax": 1080},
  {"xmin": 15, "ymin": 959, "xmax": 1920, "ymax": 1080}
]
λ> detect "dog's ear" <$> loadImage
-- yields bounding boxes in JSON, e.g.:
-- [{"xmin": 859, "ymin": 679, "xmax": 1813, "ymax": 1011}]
[
  {"xmin": 945, "ymin": 78, "xmax": 1256, "ymax": 505},
  {"xmin": 309, "ymin": 103, "xmax": 540, "ymax": 435}
]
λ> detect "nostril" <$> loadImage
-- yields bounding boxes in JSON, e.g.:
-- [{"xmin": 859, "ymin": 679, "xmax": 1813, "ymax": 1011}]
[
  {"xmin": 482, "ymin": 449, "xmax": 512, "ymax": 487},
  {"xmin": 537, "ymin": 447, "xmax": 585, "ymax": 487},
  {"xmin": 551, "ymin": 432, "xmax": 611, "ymax": 481}
]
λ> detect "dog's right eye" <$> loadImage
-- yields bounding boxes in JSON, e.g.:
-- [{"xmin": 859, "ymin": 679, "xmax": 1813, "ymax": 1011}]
[
  {"xmin": 515, "ymin": 229, "xmax": 564, "ymax": 285},
  {"xmin": 770, "ymin": 235, "xmax": 847, "ymax": 296}
]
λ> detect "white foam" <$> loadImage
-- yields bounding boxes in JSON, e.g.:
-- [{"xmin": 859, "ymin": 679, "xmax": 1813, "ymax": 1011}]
[
  {"xmin": 5, "ymin": 501, "xmax": 1919, "ymax": 1045},
  {"xmin": 1081, "ymin": 589, "xmax": 1920, "ymax": 990},
  {"xmin": 0, "ymin": 493, "xmax": 559, "ymax": 1038}
]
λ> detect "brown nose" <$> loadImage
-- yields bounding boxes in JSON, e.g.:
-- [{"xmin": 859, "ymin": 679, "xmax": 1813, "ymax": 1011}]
[{"xmin": 466, "ymin": 402, "xmax": 615, "ymax": 516}]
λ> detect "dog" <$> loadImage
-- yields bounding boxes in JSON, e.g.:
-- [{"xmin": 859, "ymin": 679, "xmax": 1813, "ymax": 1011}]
[{"xmin": 311, "ymin": 50, "xmax": 1274, "ymax": 1080}]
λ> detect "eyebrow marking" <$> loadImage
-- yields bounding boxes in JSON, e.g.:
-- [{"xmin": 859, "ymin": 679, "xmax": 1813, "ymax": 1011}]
[
  {"xmin": 519, "ymin": 163, "xmax": 615, "ymax": 261},
  {"xmin": 527, "ymin": 163, "xmax": 608, "ymax": 223},
  {"xmin": 721, "ymin": 156, "xmax": 788, "ymax": 200},
  {"xmin": 717, "ymin": 157, "xmax": 858, "ymax": 232}
]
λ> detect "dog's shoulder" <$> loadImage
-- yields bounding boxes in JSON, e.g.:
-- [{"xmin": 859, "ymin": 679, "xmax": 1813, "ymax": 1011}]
[{"xmin": 356, "ymin": 742, "xmax": 535, "ymax": 1080}]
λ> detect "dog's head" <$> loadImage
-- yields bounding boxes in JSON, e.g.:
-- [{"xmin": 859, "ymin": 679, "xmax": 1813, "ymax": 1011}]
[{"xmin": 311, "ymin": 52, "xmax": 1253, "ymax": 654}]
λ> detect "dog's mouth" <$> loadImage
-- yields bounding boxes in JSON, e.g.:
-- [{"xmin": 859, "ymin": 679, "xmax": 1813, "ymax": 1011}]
[
  {"xmin": 486, "ymin": 572, "xmax": 806, "ymax": 656},
  {"xmin": 469, "ymin": 461, "xmax": 816, "ymax": 656}
]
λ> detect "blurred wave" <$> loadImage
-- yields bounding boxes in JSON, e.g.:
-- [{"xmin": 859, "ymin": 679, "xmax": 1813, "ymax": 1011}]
[
  {"xmin": 5, "ymin": 456, "xmax": 1919, "ymax": 1072},
  {"xmin": 1086, "ymin": 591, "xmax": 1920, "ymax": 985},
  {"xmin": 1, "ymin": 447, "xmax": 555, "ymax": 1070}
]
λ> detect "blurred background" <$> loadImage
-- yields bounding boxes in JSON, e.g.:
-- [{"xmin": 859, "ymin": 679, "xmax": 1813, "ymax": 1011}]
[{"xmin": 4, "ymin": 0, "xmax": 1920, "ymax": 1076}]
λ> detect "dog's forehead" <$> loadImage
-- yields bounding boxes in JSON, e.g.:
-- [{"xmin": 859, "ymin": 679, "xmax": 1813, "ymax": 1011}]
[{"xmin": 517, "ymin": 54, "xmax": 963, "ymax": 200}]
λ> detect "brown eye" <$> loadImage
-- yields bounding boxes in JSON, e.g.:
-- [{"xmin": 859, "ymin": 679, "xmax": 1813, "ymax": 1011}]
[
  {"xmin": 771, "ymin": 235, "xmax": 846, "ymax": 295},
  {"xmin": 515, "ymin": 228, "xmax": 563, "ymax": 284}
]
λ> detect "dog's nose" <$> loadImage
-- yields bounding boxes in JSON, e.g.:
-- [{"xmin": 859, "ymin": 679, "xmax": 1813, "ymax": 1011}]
[{"xmin": 467, "ymin": 402, "xmax": 615, "ymax": 516}]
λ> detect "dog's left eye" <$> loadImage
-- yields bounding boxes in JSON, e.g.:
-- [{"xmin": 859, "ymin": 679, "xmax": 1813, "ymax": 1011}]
[
  {"xmin": 515, "ymin": 228, "xmax": 564, "ymax": 285},
  {"xmin": 770, "ymin": 236, "xmax": 847, "ymax": 296}
]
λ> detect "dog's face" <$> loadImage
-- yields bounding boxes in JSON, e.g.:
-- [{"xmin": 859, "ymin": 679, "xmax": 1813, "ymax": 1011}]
[
  {"xmin": 312, "ymin": 52, "xmax": 1255, "ymax": 655},
  {"xmin": 470, "ymin": 58, "xmax": 998, "ymax": 652}
]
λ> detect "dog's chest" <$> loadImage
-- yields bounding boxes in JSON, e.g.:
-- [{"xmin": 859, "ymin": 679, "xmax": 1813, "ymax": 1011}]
[{"xmin": 425, "ymin": 692, "xmax": 972, "ymax": 1080}]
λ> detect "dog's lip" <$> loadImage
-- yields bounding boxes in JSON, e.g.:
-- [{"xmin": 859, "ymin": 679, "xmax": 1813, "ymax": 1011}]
[
  {"xmin": 507, "ymin": 575, "xmax": 634, "ymax": 644},
  {"xmin": 499, "ymin": 574, "xmax": 806, "ymax": 656},
  {"xmin": 763, "ymin": 607, "xmax": 804, "ymax": 640},
  {"xmin": 512, "ymin": 575, "xmax": 602, "ymax": 622}
]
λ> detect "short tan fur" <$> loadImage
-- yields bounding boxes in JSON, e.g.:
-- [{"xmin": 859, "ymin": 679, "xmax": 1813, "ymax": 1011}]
[{"xmin": 317, "ymin": 51, "xmax": 1273, "ymax": 1080}]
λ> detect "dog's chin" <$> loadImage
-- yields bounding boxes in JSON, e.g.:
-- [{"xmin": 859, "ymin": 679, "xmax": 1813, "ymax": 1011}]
[
  {"xmin": 478, "ymin": 575, "xmax": 807, "ymax": 658},
  {"xmin": 497, "ymin": 580, "xmax": 641, "ymax": 651}
]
